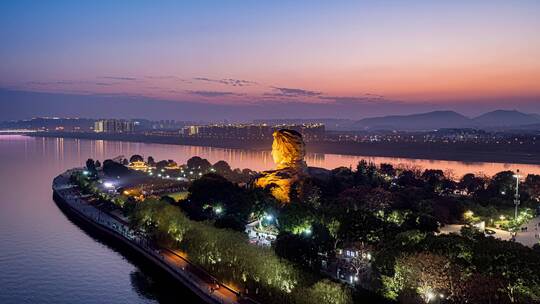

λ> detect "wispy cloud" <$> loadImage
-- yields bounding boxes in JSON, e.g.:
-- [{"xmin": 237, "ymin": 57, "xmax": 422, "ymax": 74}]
[
  {"xmin": 99, "ymin": 76, "xmax": 137, "ymax": 81},
  {"xmin": 144, "ymin": 75, "xmax": 190, "ymax": 83},
  {"xmin": 186, "ymin": 90, "xmax": 245, "ymax": 98},
  {"xmin": 268, "ymin": 86, "xmax": 322, "ymax": 98},
  {"xmin": 194, "ymin": 77, "xmax": 257, "ymax": 87},
  {"xmin": 27, "ymin": 80, "xmax": 118, "ymax": 86},
  {"xmin": 319, "ymin": 94, "xmax": 391, "ymax": 105}
]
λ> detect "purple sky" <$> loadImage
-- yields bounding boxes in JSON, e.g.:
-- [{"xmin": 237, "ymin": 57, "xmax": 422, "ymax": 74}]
[{"xmin": 1, "ymin": 1, "xmax": 539, "ymax": 120}]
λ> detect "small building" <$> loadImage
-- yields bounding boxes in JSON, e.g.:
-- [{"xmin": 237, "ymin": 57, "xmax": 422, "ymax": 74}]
[
  {"xmin": 128, "ymin": 160, "xmax": 149, "ymax": 171},
  {"xmin": 321, "ymin": 243, "xmax": 373, "ymax": 288},
  {"xmin": 245, "ymin": 220, "xmax": 278, "ymax": 247}
]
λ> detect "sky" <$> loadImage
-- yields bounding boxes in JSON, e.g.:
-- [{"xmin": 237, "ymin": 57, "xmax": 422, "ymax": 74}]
[{"xmin": 1, "ymin": 0, "xmax": 539, "ymax": 120}]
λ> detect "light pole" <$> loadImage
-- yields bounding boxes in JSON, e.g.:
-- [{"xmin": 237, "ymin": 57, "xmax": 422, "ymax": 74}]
[{"xmin": 513, "ymin": 170, "xmax": 521, "ymax": 229}]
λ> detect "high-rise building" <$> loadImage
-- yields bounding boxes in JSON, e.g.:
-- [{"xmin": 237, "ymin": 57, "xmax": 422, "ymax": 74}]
[{"xmin": 94, "ymin": 119, "xmax": 135, "ymax": 133}]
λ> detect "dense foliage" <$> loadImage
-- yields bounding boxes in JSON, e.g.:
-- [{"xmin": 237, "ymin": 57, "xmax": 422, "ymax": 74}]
[
  {"xmin": 76, "ymin": 155, "xmax": 540, "ymax": 304},
  {"xmin": 130, "ymin": 199, "xmax": 351, "ymax": 304}
]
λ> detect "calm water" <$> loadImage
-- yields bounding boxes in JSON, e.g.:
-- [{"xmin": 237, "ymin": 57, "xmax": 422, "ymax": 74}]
[{"xmin": 1, "ymin": 135, "xmax": 540, "ymax": 304}]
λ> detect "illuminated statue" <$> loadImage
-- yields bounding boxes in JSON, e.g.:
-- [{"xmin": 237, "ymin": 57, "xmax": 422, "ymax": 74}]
[{"xmin": 255, "ymin": 129, "xmax": 307, "ymax": 203}]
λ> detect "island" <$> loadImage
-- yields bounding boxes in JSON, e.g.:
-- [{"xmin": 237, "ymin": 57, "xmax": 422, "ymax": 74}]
[{"xmin": 53, "ymin": 130, "xmax": 540, "ymax": 304}]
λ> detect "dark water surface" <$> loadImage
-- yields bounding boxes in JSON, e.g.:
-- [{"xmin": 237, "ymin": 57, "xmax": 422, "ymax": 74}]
[
  {"xmin": 0, "ymin": 135, "xmax": 199, "ymax": 304},
  {"xmin": 1, "ymin": 135, "xmax": 540, "ymax": 304}
]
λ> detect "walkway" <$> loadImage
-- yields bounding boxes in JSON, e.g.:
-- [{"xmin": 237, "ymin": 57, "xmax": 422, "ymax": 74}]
[
  {"xmin": 53, "ymin": 171, "xmax": 255, "ymax": 304},
  {"xmin": 439, "ymin": 217, "xmax": 540, "ymax": 247}
]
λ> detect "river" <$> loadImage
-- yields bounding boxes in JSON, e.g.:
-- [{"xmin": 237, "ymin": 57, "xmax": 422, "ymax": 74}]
[{"xmin": 1, "ymin": 135, "xmax": 540, "ymax": 303}]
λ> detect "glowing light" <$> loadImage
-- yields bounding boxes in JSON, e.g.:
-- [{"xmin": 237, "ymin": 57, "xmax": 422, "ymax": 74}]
[
  {"xmin": 426, "ymin": 291, "xmax": 435, "ymax": 302},
  {"xmin": 265, "ymin": 214, "xmax": 273, "ymax": 221},
  {"xmin": 103, "ymin": 182, "xmax": 114, "ymax": 188},
  {"xmin": 215, "ymin": 207, "xmax": 223, "ymax": 214},
  {"xmin": 82, "ymin": 170, "xmax": 89, "ymax": 175}
]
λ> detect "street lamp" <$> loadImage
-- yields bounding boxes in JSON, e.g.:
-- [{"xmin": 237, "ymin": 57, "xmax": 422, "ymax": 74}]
[
  {"xmin": 214, "ymin": 206, "xmax": 223, "ymax": 215},
  {"xmin": 513, "ymin": 170, "xmax": 521, "ymax": 222}
]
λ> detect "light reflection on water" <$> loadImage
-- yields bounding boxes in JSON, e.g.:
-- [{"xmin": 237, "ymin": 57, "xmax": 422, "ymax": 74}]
[
  {"xmin": 1, "ymin": 135, "xmax": 539, "ymax": 303},
  {"xmin": 7, "ymin": 135, "xmax": 537, "ymax": 178},
  {"xmin": 0, "ymin": 135, "xmax": 198, "ymax": 304}
]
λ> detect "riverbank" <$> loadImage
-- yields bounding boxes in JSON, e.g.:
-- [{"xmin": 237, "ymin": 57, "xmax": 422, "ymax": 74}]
[
  {"xmin": 52, "ymin": 170, "xmax": 254, "ymax": 304},
  {"xmin": 33, "ymin": 132, "xmax": 540, "ymax": 165}
]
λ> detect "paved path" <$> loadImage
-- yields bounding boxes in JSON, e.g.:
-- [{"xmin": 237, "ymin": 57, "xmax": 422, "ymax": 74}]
[
  {"xmin": 439, "ymin": 217, "xmax": 540, "ymax": 247},
  {"xmin": 514, "ymin": 216, "xmax": 540, "ymax": 247},
  {"xmin": 53, "ymin": 170, "xmax": 253, "ymax": 304}
]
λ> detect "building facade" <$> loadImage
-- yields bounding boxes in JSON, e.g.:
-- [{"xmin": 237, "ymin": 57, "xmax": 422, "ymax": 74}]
[
  {"xmin": 94, "ymin": 119, "xmax": 135, "ymax": 133},
  {"xmin": 180, "ymin": 123, "xmax": 325, "ymax": 141}
]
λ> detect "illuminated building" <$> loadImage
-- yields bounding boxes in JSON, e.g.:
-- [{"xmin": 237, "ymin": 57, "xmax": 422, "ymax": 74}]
[
  {"xmin": 180, "ymin": 123, "xmax": 325, "ymax": 141},
  {"xmin": 128, "ymin": 160, "xmax": 149, "ymax": 171},
  {"xmin": 94, "ymin": 119, "xmax": 135, "ymax": 133}
]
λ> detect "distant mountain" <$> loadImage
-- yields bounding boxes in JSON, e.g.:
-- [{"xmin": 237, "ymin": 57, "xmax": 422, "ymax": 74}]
[
  {"xmin": 352, "ymin": 110, "xmax": 540, "ymax": 131},
  {"xmin": 472, "ymin": 110, "xmax": 540, "ymax": 127},
  {"xmin": 353, "ymin": 111, "xmax": 472, "ymax": 131}
]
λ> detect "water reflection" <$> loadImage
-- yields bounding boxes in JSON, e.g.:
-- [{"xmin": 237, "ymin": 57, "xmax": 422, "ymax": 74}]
[{"xmin": 33, "ymin": 135, "xmax": 540, "ymax": 178}]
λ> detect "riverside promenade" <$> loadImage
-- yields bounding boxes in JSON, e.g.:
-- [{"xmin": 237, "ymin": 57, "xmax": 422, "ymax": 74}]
[{"xmin": 53, "ymin": 170, "xmax": 256, "ymax": 304}]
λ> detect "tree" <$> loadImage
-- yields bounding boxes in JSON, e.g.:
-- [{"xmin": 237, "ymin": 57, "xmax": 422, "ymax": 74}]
[
  {"xmin": 486, "ymin": 171, "xmax": 516, "ymax": 205},
  {"xmin": 129, "ymin": 154, "xmax": 144, "ymax": 163},
  {"xmin": 184, "ymin": 173, "xmax": 251, "ymax": 222},
  {"xmin": 524, "ymin": 174, "xmax": 540, "ymax": 202},
  {"xmin": 294, "ymin": 279, "xmax": 352, "ymax": 304},
  {"xmin": 338, "ymin": 210, "xmax": 398, "ymax": 244},
  {"xmin": 147, "ymin": 156, "xmax": 155, "ymax": 166},
  {"xmin": 156, "ymin": 160, "xmax": 169, "ymax": 171},
  {"xmin": 186, "ymin": 156, "xmax": 212, "ymax": 172},
  {"xmin": 397, "ymin": 170, "xmax": 423, "ymax": 188},
  {"xmin": 95, "ymin": 160, "xmax": 101, "ymax": 168},
  {"xmin": 275, "ymin": 232, "xmax": 316, "ymax": 268},
  {"xmin": 421, "ymin": 169, "xmax": 445, "ymax": 192},
  {"xmin": 102, "ymin": 159, "xmax": 129, "ymax": 177},
  {"xmin": 380, "ymin": 163, "xmax": 396, "ymax": 177},
  {"xmin": 459, "ymin": 173, "xmax": 486, "ymax": 194},
  {"xmin": 213, "ymin": 160, "xmax": 231, "ymax": 174},
  {"xmin": 85, "ymin": 158, "xmax": 97, "ymax": 176},
  {"xmin": 278, "ymin": 202, "xmax": 315, "ymax": 234},
  {"xmin": 382, "ymin": 252, "xmax": 461, "ymax": 303}
]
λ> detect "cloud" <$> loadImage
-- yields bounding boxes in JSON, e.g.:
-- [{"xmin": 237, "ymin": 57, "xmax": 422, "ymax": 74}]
[
  {"xmin": 319, "ymin": 94, "xmax": 388, "ymax": 104},
  {"xmin": 269, "ymin": 86, "xmax": 322, "ymax": 97},
  {"xmin": 194, "ymin": 77, "xmax": 257, "ymax": 87},
  {"xmin": 27, "ymin": 80, "xmax": 117, "ymax": 87},
  {"xmin": 186, "ymin": 90, "xmax": 244, "ymax": 98},
  {"xmin": 144, "ymin": 75, "xmax": 190, "ymax": 82},
  {"xmin": 27, "ymin": 80, "xmax": 81, "ymax": 85},
  {"xmin": 99, "ymin": 76, "xmax": 137, "ymax": 81}
]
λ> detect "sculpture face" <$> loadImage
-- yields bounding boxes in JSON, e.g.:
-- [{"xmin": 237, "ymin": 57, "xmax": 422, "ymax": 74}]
[
  {"xmin": 271, "ymin": 129, "xmax": 306, "ymax": 170},
  {"xmin": 256, "ymin": 129, "xmax": 307, "ymax": 203}
]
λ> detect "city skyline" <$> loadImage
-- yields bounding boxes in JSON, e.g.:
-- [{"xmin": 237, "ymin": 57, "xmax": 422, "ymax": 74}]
[{"xmin": 1, "ymin": 1, "xmax": 539, "ymax": 120}]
